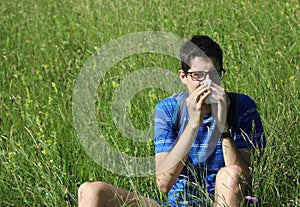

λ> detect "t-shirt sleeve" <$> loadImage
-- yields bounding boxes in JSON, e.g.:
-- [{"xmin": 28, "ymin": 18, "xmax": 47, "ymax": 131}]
[
  {"xmin": 154, "ymin": 98, "xmax": 177, "ymax": 154},
  {"xmin": 235, "ymin": 94, "xmax": 266, "ymax": 149}
]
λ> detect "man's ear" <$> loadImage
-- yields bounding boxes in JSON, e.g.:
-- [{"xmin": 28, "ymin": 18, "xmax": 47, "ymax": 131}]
[{"xmin": 178, "ymin": 70, "xmax": 187, "ymax": 84}]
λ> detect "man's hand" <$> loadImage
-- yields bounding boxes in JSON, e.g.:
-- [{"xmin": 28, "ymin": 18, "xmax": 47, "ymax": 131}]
[
  {"xmin": 186, "ymin": 83, "xmax": 210, "ymax": 128},
  {"xmin": 210, "ymin": 82, "xmax": 230, "ymax": 132}
]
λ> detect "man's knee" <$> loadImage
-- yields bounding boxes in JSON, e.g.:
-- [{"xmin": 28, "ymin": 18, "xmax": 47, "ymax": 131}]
[
  {"xmin": 216, "ymin": 165, "xmax": 243, "ymax": 190},
  {"xmin": 78, "ymin": 181, "xmax": 110, "ymax": 201}
]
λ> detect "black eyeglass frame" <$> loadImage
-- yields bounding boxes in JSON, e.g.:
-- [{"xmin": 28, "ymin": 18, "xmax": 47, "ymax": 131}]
[{"xmin": 185, "ymin": 68, "xmax": 226, "ymax": 82}]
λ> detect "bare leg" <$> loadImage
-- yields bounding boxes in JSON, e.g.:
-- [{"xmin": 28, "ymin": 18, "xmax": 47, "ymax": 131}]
[
  {"xmin": 214, "ymin": 165, "xmax": 248, "ymax": 207},
  {"xmin": 78, "ymin": 181, "xmax": 160, "ymax": 207}
]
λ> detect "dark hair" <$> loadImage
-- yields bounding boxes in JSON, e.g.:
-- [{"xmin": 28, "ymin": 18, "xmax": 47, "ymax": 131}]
[{"xmin": 179, "ymin": 35, "xmax": 224, "ymax": 73}]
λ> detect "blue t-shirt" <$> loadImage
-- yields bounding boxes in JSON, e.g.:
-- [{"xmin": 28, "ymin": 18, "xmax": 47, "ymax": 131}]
[{"xmin": 154, "ymin": 92, "xmax": 266, "ymax": 206}]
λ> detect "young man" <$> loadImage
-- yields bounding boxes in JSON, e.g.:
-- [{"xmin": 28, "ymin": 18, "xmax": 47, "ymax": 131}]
[
  {"xmin": 77, "ymin": 35, "xmax": 266, "ymax": 207},
  {"xmin": 154, "ymin": 35, "xmax": 265, "ymax": 206}
]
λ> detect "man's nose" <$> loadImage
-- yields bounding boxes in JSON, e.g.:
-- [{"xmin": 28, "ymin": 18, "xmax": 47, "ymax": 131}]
[{"xmin": 206, "ymin": 73, "xmax": 212, "ymax": 80}]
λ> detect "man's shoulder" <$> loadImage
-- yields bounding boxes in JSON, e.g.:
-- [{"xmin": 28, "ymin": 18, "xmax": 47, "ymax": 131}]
[
  {"xmin": 228, "ymin": 92, "xmax": 257, "ymax": 109},
  {"xmin": 155, "ymin": 92, "xmax": 187, "ymax": 109}
]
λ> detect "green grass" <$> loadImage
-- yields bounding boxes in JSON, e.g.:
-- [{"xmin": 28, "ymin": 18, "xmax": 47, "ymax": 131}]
[{"xmin": 1, "ymin": 0, "xmax": 299, "ymax": 206}]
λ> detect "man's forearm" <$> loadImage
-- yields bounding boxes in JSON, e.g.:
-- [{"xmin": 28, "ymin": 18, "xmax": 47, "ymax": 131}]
[
  {"xmin": 221, "ymin": 138, "xmax": 251, "ymax": 179},
  {"xmin": 156, "ymin": 121, "xmax": 199, "ymax": 193}
]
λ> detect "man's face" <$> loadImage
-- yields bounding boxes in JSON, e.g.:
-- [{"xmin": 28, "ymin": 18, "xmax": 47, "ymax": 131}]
[{"xmin": 179, "ymin": 56, "xmax": 221, "ymax": 94}]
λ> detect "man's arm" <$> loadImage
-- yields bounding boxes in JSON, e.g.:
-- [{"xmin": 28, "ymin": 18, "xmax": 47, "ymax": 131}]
[
  {"xmin": 155, "ymin": 84, "xmax": 211, "ymax": 193},
  {"xmin": 155, "ymin": 121, "xmax": 198, "ymax": 193},
  {"xmin": 222, "ymin": 138, "xmax": 252, "ymax": 183}
]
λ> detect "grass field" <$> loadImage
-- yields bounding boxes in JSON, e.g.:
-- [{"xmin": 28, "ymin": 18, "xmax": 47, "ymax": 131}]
[{"xmin": 1, "ymin": 0, "xmax": 299, "ymax": 206}]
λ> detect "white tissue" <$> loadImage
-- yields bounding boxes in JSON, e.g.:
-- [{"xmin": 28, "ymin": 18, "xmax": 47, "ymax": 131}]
[{"xmin": 202, "ymin": 80, "xmax": 217, "ymax": 104}]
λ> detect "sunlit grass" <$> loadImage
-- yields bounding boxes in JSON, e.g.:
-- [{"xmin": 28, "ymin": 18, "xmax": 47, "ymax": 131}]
[{"xmin": 1, "ymin": 0, "xmax": 299, "ymax": 206}]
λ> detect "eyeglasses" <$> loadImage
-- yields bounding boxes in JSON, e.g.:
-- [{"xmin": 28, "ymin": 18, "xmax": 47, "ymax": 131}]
[{"xmin": 186, "ymin": 69, "xmax": 222, "ymax": 82}]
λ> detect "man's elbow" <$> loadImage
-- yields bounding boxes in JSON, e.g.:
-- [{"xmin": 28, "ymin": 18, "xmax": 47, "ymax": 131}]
[{"xmin": 156, "ymin": 177, "xmax": 171, "ymax": 194}]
